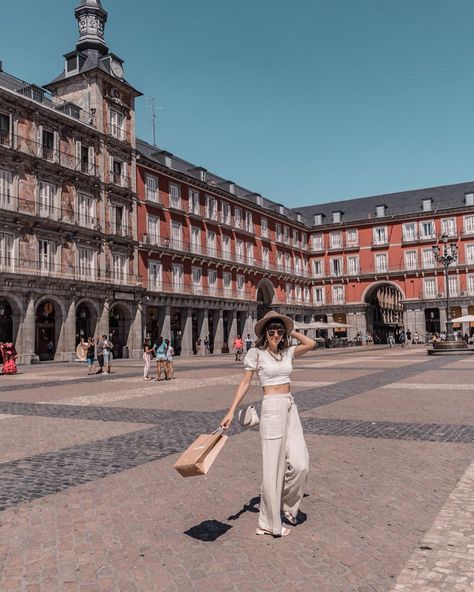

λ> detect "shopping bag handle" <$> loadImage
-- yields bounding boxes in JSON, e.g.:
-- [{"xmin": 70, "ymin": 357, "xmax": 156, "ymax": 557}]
[{"xmin": 211, "ymin": 427, "xmax": 224, "ymax": 435}]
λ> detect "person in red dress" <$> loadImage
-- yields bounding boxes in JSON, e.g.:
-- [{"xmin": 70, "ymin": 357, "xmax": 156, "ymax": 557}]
[{"xmin": 1, "ymin": 342, "xmax": 18, "ymax": 374}]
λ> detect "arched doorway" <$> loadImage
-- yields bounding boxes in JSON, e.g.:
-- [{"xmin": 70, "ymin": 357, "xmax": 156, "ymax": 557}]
[
  {"xmin": 256, "ymin": 279, "xmax": 276, "ymax": 319},
  {"xmin": 425, "ymin": 308, "xmax": 440, "ymax": 335},
  {"xmin": 0, "ymin": 300, "xmax": 13, "ymax": 343},
  {"xmin": 365, "ymin": 283, "xmax": 404, "ymax": 344},
  {"xmin": 109, "ymin": 304, "xmax": 131, "ymax": 359},
  {"xmin": 36, "ymin": 301, "xmax": 57, "ymax": 361},
  {"xmin": 75, "ymin": 303, "xmax": 96, "ymax": 345}
]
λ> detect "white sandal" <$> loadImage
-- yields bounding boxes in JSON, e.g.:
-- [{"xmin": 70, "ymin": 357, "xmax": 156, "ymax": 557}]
[
  {"xmin": 283, "ymin": 511, "xmax": 297, "ymax": 525},
  {"xmin": 256, "ymin": 526, "xmax": 291, "ymax": 537}
]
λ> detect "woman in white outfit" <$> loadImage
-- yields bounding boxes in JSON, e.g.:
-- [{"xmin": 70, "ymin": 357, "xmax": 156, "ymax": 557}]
[{"xmin": 221, "ymin": 311, "xmax": 314, "ymax": 537}]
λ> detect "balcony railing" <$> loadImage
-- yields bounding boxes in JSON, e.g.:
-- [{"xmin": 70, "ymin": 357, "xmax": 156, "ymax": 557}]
[
  {"xmin": 0, "ymin": 132, "xmax": 99, "ymax": 176},
  {"xmin": 108, "ymin": 125, "xmax": 131, "ymax": 143},
  {"xmin": 146, "ymin": 280, "xmax": 253, "ymax": 300},
  {"xmin": 109, "ymin": 171, "xmax": 131, "ymax": 189},
  {"xmin": 109, "ymin": 223, "xmax": 133, "ymax": 238},
  {"xmin": 0, "ymin": 257, "xmax": 142, "ymax": 286}
]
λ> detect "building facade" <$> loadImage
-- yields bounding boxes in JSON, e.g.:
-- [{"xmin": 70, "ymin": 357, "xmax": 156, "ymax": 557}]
[{"xmin": 1, "ymin": 0, "xmax": 473, "ymax": 361}]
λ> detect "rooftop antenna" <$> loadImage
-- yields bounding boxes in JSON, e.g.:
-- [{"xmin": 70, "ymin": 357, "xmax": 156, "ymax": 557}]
[{"xmin": 147, "ymin": 97, "xmax": 165, "ymax": 147}]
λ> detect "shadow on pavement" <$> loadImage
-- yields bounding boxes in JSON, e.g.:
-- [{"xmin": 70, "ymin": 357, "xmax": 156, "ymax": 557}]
[{"xmin": 184, "ymin": 520, "xmax": 232, "ymax": 542}]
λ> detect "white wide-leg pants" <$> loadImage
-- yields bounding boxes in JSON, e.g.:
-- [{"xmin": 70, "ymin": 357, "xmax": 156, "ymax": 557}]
[
  {"xmin": 143, "ymin": 354, "xmax": 151, "ymax": 378},
  {"xmin": 258, "ymin": 394, "xmax": 309, "ymax": 535}
]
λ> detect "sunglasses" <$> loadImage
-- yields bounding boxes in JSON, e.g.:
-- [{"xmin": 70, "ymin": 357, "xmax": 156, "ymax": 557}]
[{"xmin": 266, "ymin": 329, "xmax": 286, "ymax": 337}]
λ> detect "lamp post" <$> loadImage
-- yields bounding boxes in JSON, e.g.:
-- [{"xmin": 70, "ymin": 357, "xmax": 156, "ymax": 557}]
[{"xmin": 432, "ymin": 233, "xmax": 457, "ymax": 342}]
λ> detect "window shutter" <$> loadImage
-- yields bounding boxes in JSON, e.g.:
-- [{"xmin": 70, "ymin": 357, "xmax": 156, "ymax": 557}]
[
  {"xmin": 75, "ymin": 140, "xmax": 81, "ymax": 170},
  {"xmin": 53, "ymin": 131, "xmax": 60, "ymax": 163},
  {"xmin": 37, "ymin": 125, "xmax": 43, "ymax": 157},
  {"xmin": 88, "ymin": 146, "xmax": 95, "ymax": 175}
]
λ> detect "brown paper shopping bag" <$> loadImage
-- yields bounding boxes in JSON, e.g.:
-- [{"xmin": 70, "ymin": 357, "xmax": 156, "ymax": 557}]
[{"xmin": 174, "ymin": 429, "xmax": 228, "ymax": 477}]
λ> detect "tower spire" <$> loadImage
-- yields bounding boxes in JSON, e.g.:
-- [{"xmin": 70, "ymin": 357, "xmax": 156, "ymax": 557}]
[{"xmin": 75, "ymin": 0, "xmax": 109, "ymax": 54}]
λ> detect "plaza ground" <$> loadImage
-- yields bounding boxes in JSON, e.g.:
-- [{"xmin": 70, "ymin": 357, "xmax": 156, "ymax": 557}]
[{"xmin": 0, "ymin": 345, "xmax": 473, "ymax": 592}]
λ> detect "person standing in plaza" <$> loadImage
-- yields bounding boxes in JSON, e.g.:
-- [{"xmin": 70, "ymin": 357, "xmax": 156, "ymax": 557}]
[
  {"xmin": 204, "ymin": 336, "xmax": 210, "ymax": 355},
  {"xmin": 95, "ymin": 335, "xmax": 105, "ymax": 374},
  {"xmin": 80, "ymin": 337, "xmax": 96, "ymax": 375},
  {"xmin": 221, "ymin": 311, "xmax": 315, "ymax": 537},
  {"xmin": 1, "ymin": 342, "xmax": 18, "ymax": 374},
  {"xmin": 165, "ymin": 338, "xmax": 175, "ymax": 380},
  {"xmin": 233, "ymin": 335, "xmax": 244, "ymax": 361},
  {"xmin": 245, "ymin": 333, "xmax": 253, "ymax": 352},
  {"xmin": 143, "ymin": 340, "xmax": 153, "ymax": 381},
  {"xmin": 102, "ymin": 335, "xmax": 114, "ymax": 374},
  {"xmin": 154, "ymin": 336, "xmax": 168, "ymax": 381},
  {"xmin": 399, "ymin": 330, "xmax": 406, "ymax": 348}
]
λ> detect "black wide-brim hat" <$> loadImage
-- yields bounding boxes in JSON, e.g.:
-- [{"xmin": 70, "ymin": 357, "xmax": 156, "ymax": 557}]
[{"xmin": 254, "ymin": 311, "xmax": 294, "ymax": 339}]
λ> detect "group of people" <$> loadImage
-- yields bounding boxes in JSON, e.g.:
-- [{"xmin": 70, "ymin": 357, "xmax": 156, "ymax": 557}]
[
  {"xmin": 79, "ymin": 335, "xmax": 114, "ymax": 375},
  {"xmin": 143, "ymin": 337, "xmax": 175, "ymax": 381},
  {"xmin": 0, "ymin": 342, "xmax": 18, "ymax": 375}
]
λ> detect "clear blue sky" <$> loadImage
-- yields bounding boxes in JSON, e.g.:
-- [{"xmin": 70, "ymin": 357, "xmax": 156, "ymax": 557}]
[{"xmin": 2, "ymin": 0, "xmax": 474, "ymax": 207}]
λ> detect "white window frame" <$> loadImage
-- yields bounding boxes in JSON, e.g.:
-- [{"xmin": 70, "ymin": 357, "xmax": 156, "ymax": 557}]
[
  {"xmin": 330, "ymin": 231, "xmax": 342, "ymax": 249},
  {"xmin": 172, "ymin": 263, "xmax": 183, "ymax": 290},
  {"xmin": 312, "ymin": 234, "xmax": 324, "ymax": 251},
  {"xmin": 191, "ymin": 266, "xmax": 203, "ymax": 294},
  {"xmin": 109, "ymin": 108, "xmax": 126, "ymax": 141},
  {"xmin": 245, "ymin": 210, "xmax": 254, "ymax": 233},
  {"xmin": 77, "ymin": 192, "xmax": 96, "ymax": 229},
  {"xmin": 467, "ymin": 274, "xmax": 474, "ymax": 295},
  {"xmin": 223, "ymin": 271, "xmax": 232, "ymax": 297},
  {"xmin": 423, "ymin": 278, "xmax": 437, "ymax": 299},
  {"xmin": 190, "ymin": 226, "xmax": 201, "ymax": 254},
  {"xmin": 375, "ymin": 253, "xmax": 388, "ymax": 273},
  {"xmin": 77, "ymin": 247, "xmax": 94, "ymax": 280},
  {"xmin": 222, "ymin": 235, "xmax": 231, "ymax": 260},
  {"xmin": 261, "ymin": 216, "xmax": 268, "ymax": 238},
  {"xmin": 206, "ymin": 195, "xmax": 218, "ymax": 221},
  {"xmin": 206, "ymin": 230, "xmax": 216, "ymax": 256},
  {"xmin": 332, "ymin": 285, "xmax": 344, "ymax": 304},
  {"xmin": 208, "ymin": 269, "xmax": 217, "ymax": 294},
  {"xmin": 422, "ymin": 198, "xmax": 432, "ymax": 212},
  {"xmin": 313, "ymin": 286, "xmax": 325, "ymax": 305},
  {"xmin": 38, "ymin": 181, "xmax": 57, "ymax": 219},
  {"xmin": 347, "ymin": 255, "xmax": 359, "ymax": 275},
  {"xmin": 419, "ymin": 220, "xmax": 435, "ymax": 239},
  {"xmin": 145, "ymin": 174, "xmax": 159, "ymax": 202},
  {"xmin": 332, "ymin": 211, "xmax": 341, "ymax": 223},
  {"xmin": 465, "ymin": 244, "xmax": 474, "ymax": 265},
  {"xmin": 373, "ymin": 226, "xmax": 387, "ymax": 245},
  {"xmin": 237, "ymin": 273, "xmax": 245, "ymax": 295},
  {"xmin": 422, "ymin": 248, "xmax": 435, "ymax": 269},
  {"xmin": 169, "ymin": 183, "xmax": 181, "ymax": 209},
  {"xmin": 275, "ymin": 223, "xmax": 283, "ymax": 242},
  {"xmin": 441, "ymin": 218, "xmax": 456, "ymax": 237},
  {"xmin": 236, "ymin": 239, "xmax": 244, "ymax": 263},
  {"xmin": 464, "ymin": 215, "xmax": 474, "ymax": 235},
  {"xmin": 346, "ymin": 228, "xmax": 358, "ymax": 245},
  {"xmin": 0, "ymin": 232, "xmax": 14, "ymax": 271},
  {"xmin": 221, "ymin": 201, "xmax": 231, "ymax": 225},
  {"xmin": 403, "ymin": 222, "xmax": 417, "ymax": 242},
  {"xmin": 448, "ymin": 275, "xmax": 458, "ymax": 297},
  {"xmin": 330, "ymin": 257, "xmax": 343, "ymax": 277},
  {"xmin": 313, "ymin": 259, "xmax": 324, "ymax": 277},
  {"xmin": 234, "ymin": 207, "xmax": 242, "ymax": 229},
  {"xmin": 147, "ymin": 215, "xmax": 160, "ymax": 245},
  {"xmin": 189, "ymin": 189, "xmax": 200, "ymax": 215},
  {"xmin": 0, "ymin": 169, "xmax": 14, "ymax": 211},
  {"xmin": 148, "ymin": 261, "xmax": 162, "ymax": 291},
  {"xmin": 112, "ymin": 253, "xmax": 127, "ymax": 282},
  {"xmin": 404, "ymin": 250, "xmax": 418, "ymax": 271}
]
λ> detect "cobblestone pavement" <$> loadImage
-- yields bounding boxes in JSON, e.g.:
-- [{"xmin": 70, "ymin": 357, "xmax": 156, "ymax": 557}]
[{"xmin": 0, "ymin": 346, "xmax": 472, "ymax": 591}]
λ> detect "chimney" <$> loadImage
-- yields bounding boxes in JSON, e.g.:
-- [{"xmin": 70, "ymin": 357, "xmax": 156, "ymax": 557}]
[{"xmin": 226, "ymin": 180, "xmax": 235, "ymax": 194}]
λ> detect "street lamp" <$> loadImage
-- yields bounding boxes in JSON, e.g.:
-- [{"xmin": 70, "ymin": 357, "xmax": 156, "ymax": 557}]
[{"xmin": 432, "ymin": 233, "xmax": 458, "ymax": 342}]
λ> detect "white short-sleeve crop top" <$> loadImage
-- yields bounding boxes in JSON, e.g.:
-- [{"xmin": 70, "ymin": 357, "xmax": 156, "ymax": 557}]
[{"xmin": 244, "ymin": 346, "xmax": 297, "ymax": 387}]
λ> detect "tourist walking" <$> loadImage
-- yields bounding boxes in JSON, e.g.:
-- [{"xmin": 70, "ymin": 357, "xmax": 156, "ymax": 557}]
[
  {"xmin": 80, "ymin": 337, "xmax": 95, "ymax": 374},
  {"xmin": 102, "ymin": 335, "xmax": 114, "ymax": 374},
  {"xmin": 165, "ymin": 339, "xmax": 175, "ymax": 380},
  {"xmin": 245, "ymin": 333, "xmax": 253, "ymax": 352},
  {"xmin": 154, "ymin": 336, "xmax": 168, "ymax": 381},
  {"xmin": 399, "ymin": 330, "xmax": 406, "ymax": 348},
  {"xmin": 221, "ymin": 311, "xmax": 315, "ymax": 537},
  {"xmin": 204, "ymin": 336, "xmax": 210, "ymax": 355},
  {"xmin": 143, "ymin": 340, "xmax": 153, "ymax": 380},
  {"xmin": 95, "ymin": 335, "xmax": 105, "ymax": 374},
  {"xmin": 1, "ymin": 342, "xmax": 18, "ymax": 374},
  {"xmin": 388, "ymin": 333, "xmax": 395, "ymax": 348},
  {"xmin": 406, "ymin": 329, "xmax": 412, "ymax": 346},
  {"xmin": 233, "ymin": 335, "xmax": 244, "ymax": 361}
]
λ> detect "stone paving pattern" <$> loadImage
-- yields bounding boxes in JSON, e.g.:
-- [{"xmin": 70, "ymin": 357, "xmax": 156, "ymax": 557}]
[{"xmin": 0, "ymin": 345, "xmax": 472, "ymax": 591}]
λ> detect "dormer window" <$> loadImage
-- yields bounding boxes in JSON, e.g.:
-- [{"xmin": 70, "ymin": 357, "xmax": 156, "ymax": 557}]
[
  {"xmin": 313, "ymin": 214, "xmax": 323, "ymax": 226},
  {"xmin": 332, "ymin": 211, "xmax": 342, "ymax": 223},
  {"xmin": 376, "ymin": 205, "xmax": 386, "ymax": 218},
  {"xmin": 65, "ymin": 53, "xmax": 86, "ymax": 76},
  {"xmin": 465, "ymin": 193, "xmax": 474, "ymax": 206},
  {"xmin": 422, "ymin": 198, "xmax": 432, "ymax": 212}
]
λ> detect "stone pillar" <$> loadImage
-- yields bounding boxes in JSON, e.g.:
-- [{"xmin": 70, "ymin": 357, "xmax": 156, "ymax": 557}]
[
  {"xmin": 326, "ymin": 313, "xmax": 334, "ymax": 339},
  {"xmin": 130, "ymin": 302, "xmax": 144, "ymax": 359},
  {"xmin": 59, "ymin": 299, "xmax": 76, "ymax": 362},
  {"xmin": 439, "ymin": 307, "xmax": 447, "ymax": 334},
  {"xmin": 346, "ymin": 312, "xmax": 358, "ymax": 341},
  {"xmin": 199, "ymin": 308, "xmax": 209, "ymax": 345},
  {"xmin": 214, "ymin": 309, "xmax": 224, "ymax": 353},
  {"xmin": 158, "ymin": 304, "xmax": 171, "ymax": 340},
  {"xmin": 243, "ymin": 307, "xmax": 256, "ymax": 341},
  {"xmin": 98, "ymin": 299, "xmax": 110, "ymax": 339},
  {"xmin": 18, "ymin": 294, "xmax": 38, "ymax": 364},
  {"xmin": 180, "ymin": 307, "xmax": 194, "ymax": 356},
  {"xmin": 229, "ymin": 309, "xmax": 238, "ymax": 343},
  {"xmin": 461, "ymin": 306, "xmax": 469, "ymax": 337}
]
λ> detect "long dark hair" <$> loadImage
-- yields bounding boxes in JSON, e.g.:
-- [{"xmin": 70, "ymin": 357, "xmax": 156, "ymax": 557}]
[{"xmin": 255, "ymin": 320, "xmax": 289, "ymax": 353}]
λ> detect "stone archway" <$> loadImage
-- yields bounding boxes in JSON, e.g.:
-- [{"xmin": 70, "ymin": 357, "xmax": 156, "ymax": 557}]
[
  {"xmin": 75, "ymin": 299, "xmax": 99, "ymax": 345},
  {"xmin": 108, "ymin": 303, "xmax": 132, "ymax": 359},
  {"xmin": 364, "ymin": 282, "xmax": 405, "ymax": 344},
  {"xmin": 256, "ymin": 278, "xmax": 277, "ymax": 319}
]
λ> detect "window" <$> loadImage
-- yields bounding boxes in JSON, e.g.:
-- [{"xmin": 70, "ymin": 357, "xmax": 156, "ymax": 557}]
[
  {"xmin": 189, "ymin": 189, "xmax": 200, "ymax": 215},
  {"xmin": 148, "ymin": 261, "xmax": 162, "ymax": 291},
  {"xmin": 347, "ymin": 255, "xmax": 359, "ymax": 275},
  {"xmin": 0, "ymin": 169, "xmax": 13, "ymax": 210},
  {"xmin": 276, "ymin": 250, "xmax": 283, "ymax": 270},
  {"xmin": 292, "ymin": 228, "xmax": 299, "ymax": 247},
  {"xmin": 286, "ymin": 283, "xmax": 293, "ymax": 302},
  {"xmin": 330, "ymin": 231, "xmax": 342, "ymax": 249},
  {"xmin": 373, "ymin": 226, "xmax": 387, "ymax": 245},
  {"xmin": 221, "ymin": 202, "xmax": 231, "ymax": 225},
  {"xmin": 468, "ymin": 275, "xmax": 474, "ymax": 295},
  {"xmin": 39, "ymin": 239, "xmax": 56, "ymax": 272},
  {"xmin": 0, "ymin": 113, "xmax": 11, "ymax": 146},
  {"xmin": 420, "ymin": 220, "xmax": 435, "ymax": 239},
  {"xmin": 404, "ymin": 250, "xmax": 418, "ymax": 270},
  {"xmin": 403, "ymin": 223, "xmax": 417, "ymax": 242},
  {"xmin": 304, "ymin": 285, "xmax": 311, "ymax": 302},
  {"xmin": 313, "ymin": 214, "xmax": 323, "ymax": 226},
  {"xmin": 422, "ymin": 248, "xmax": 435, "ymax": 269},
  {"xmin": 237, "ymin": 274, "xmax": 245, "ymax": 295},
  {"xmin": 172, "ymin": 263, "xmax": 183, "ymax": 290},
  {"xmin": 466, "ymin": 244, "xmax": 474, "ymax": 265},
  {"xmin": 169, "ymin": 183, "xmax": 181, "ymax": 209},
  {"xmin": 38, "ymin": 181, "xmax": 56, "ymax": 219},
  {"xmin": 206, "ymin": 230, "xmax": 216, "ymax": 255},
  {"xmin": 346, "ymin": 229, "xmax": 358, "ymax": 245},
  {"xmin": 261, "ymin": 217, "xmax": 268, "ymax": 238},
  {"xmin": 111, "ymin": 205, "xmax": 127, "ymax": 236},
  {"xmin": 422, "ymin": 198, "xmax": 432, "ymax": 212},
  {"xmin": 245, "ymin": 210, "xmax": 253, "ymax": 233},
  {"xmin": 145, "ymin": 175, "xmax": 159, "ymax": 202},
  {"xmin": 206, "ymin": 195, "xmax": 218, "ymax": 220},
  {"xmin": 332, "ymin": 211, "xmax": 342, "ymax": 223},
  {"xmin": 330, "ymin": 257, "xmax": 343, "ymax": 276},
  {"xmin": 312, "ymin": 234, "xmax": 324, "ymax": 251},
  {"xmin": 295, "ymin": 285, "xmax": 302, "ymax": 302},
  {"xmin": 442, "ymin": 218, "xmax": 456, "ymax": 237},
  {"xmin": 294, "ymin": 256, "xmax": 302, "ymax": 275},
  {"xmin": 465, "ymin": 193, "xmax": 474, "ymax": 206},
  {"xmin": 41, "ymin": 128, "xmax": 57, "ymax": 162},
  {"xmin": 171, "ymin": 221, "xmax": 182, "ymax": 249},
  {"xmin": 275, "ymin": 223, "xmax": 283, "ymax": 242},
  {"xmin": 314, "ymin": 287, "xmax": 325, "ymax": 305},
  {"xmin": 77, "ymin": 247, "xmax": 94, "ymax": 279},
  {"xmin": 76, "ymin": 141, "xmax": 95, "ymax": 175},
  {"xmin": 234, "ymin": 207, "xmax": 242, "ymax": 229},
  {"xmin": 147, "ymin": 215, "xmax": 160, "ymax": 244},
  {"xmin": 111, "ymin": 159, "xmax": 127, "ymax": 187},
  {"xmin": 192, "ymin": 266, "xmax": 202, "ymax": 293},
  {"xmin": 375, "ymin": 253, "xmax": 387, "ymax": 272},
  {"xmin": 223, "ymin": 271, "xmax": 232, "ymax": 296},
  {"xmin": 0, "ymin": 232, "xmax": 14, "ymax": 271},
  {"xmin": 448, "ymin": 276, "xmax": 458, "ymax": 296},
  {"xmin": 246, "ymin": 242, "xmax": 254, "ymax": 264},
  {"xmin": 376, "ymin": 205, "xmax": 386, "ymax": 218},
  {"xmin": 464, "ymin": 216, "xmax": 474, "ymax": 235},
  {"xmin": 208, "ymin": 269, "xmax": 217, "ymax": 294},
  {"xmin": 222, "ymin": 235, "xmax": 231, "ymax": 259},
  {"xmin": 284, "ymin": 226, "xmax": 290, "ymax": 242},
  {"xmin": 190, "ymin": 226, "xmax": 201, "ymax": 254},
  {"xmin": 285, "ymin": 253, "xmax": 292, "ymax": 272},
  {"xmin": 424, "ymin": 278, "xmax": 437, "ymax": 298},
  {"xmin": 112, "ymin": 254, "xmax": 127, "ymax": 281},
  {"xmin": 301, "ymin": 233, "xmax": 307, "ymax": 247},
  {"xmin": 313, "ymin": 259, "xmax": 324, "ymax": 277},
  {"xmin": 110, "ymin": 108, "xmax": 125, "ymax": 140},
  {"xmin": 77, "ymin": 193, "xmax": 95, "ymax": 228},
  {"xmin": 236, "ymin": 239, "xmax": 244, "ymax": 263},
  {"xmin": 262, "ymin": 246, "xmax": 269, "ymax": 267},
  {"xmin": 332, "ymin": 285, "xmax": 344, "ymax": 304}
]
